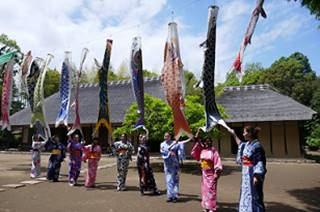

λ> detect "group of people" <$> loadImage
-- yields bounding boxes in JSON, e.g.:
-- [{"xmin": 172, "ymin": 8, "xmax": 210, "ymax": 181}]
[
  {"xmin": 30, "ymin": 133, "xmax": 102, "ymax": 187},
  {"xmin": 160, "ymin": 126, "xmax": 267, "ymax": 212},
  {"xmin": 30, "ymin": 125, "xmax": 267, "ymax": 212}
]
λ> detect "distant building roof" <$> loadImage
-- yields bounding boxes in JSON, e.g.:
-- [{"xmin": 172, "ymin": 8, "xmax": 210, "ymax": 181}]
[
  {"xmin": 9, "ymin": 79, "xmax": 316, "ymax": 127},
  {"xmin": 9, "ymin": 77, "xmax": 164, "ymax": 126},
  {"xmin": 218, "ymin": 84, "xmax": 316, "ymax": 122}
]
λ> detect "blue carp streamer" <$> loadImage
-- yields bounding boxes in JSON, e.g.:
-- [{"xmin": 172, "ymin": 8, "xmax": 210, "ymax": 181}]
[{"xmin": 55, "ymin": 52, "xmax": 72, "ymax": 127}]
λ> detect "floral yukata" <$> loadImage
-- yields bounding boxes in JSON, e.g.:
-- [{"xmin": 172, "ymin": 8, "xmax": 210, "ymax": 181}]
[
  {"xmin": 30, "ymin": 138, "xmax": 47, "ymax": 178},
  {"xmin": 67, "ymin": 140, "xmax": 83, "ymax": 185},
  {"xmin": 112, "ymin": 140, "xmax": 134, "ymax": 190},
  {"xmin": 191, "ymin": 141, "xmax": 222, "ymax": 212},
  {"xmin": 237, "ymin": 139, "xmax": 267, "ymax": 212},
  {"xmin": 46, "ymin": 139, "xmax": 66, "ymax": 181},
  {"xmin": 160, "ymin": 140, "xmax": 184, "ymax": 200},
  {"xmin": 137, "ymin": 143, "xmax": 158, "ymax": 193},
  {"xmin": 82, "ymin": 144, "xmax": 102, "ymax": 187}
]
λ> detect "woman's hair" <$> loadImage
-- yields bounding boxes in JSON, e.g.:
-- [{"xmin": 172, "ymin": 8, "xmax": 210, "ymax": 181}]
[{"xmin": 244, "ymin": 126, "xmax": 261, "ymax": 140}]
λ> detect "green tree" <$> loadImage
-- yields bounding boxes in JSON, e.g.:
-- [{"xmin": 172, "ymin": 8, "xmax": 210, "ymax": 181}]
[
  {"xmin": 262, "ymin": 52, "xmax": 316, "ymax": 106},
  {"xmin": 306, "ymin": 115, "xmax": 320, "ymax": 149},
  {"xmin": 44, "ymin": 69, "xmax": 60, "ymax": 98},
  {"xmin": 113, "ymin": 94, "xmax": 172, "ymax": 141},
  {"xmin": 143, "ymin": 69, "xmax": 159, "ymax": 78},
  {"xmin": 113, "ymin": 94, "xmax": 228, "ymax": 141},
  {"xmin": 184, "ymin": 70, "xmax": 202, "ymax": 97},
  {"xmin": 0, "ymin": 34, "xmax": 20, "ymax": 51},
  {"xmin": 290, "ymin": 0, "xmax": 320, "ymax": 20},
  {"xmin": 117, "ymin": 61, "xmax": 130, "ymax": 80},
  {"xmin": 311, "ymin": 77, "xmax": 320, "ymax": 113},
  {"xmin": 241, "ymin": 63, "xmax": 265, "ymax": 85},
  {"xmin": 223, "ymin": 63, "xmax": 265, "ymax": 87}
]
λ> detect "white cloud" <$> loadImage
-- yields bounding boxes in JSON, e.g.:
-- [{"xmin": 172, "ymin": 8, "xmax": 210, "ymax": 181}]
[{"xmin": 0, "ymin": 0, "xmax": 315, "ymax": 85}]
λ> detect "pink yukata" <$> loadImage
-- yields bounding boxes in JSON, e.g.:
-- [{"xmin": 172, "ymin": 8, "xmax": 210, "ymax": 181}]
[
  {"xmin": 191, "ymin": 141, "xmax": 223, "ymax": 212},
  {"xmin": 82, "ymin": 144, "xmax": 102, "ymax": 187}
]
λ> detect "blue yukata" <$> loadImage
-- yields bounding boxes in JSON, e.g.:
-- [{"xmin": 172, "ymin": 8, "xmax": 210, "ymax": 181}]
[
  {"xmin": 46, "ymin": 139, "xmax": 66, "ymax": 181},
  {"xmin": 237, "ymin": 139, "xmax": 267, "ymax": 212},
  {"xmin": 160, "ymin": 140, "xmax": 184, "ymax": 199},
  {"xmin": 67, "ymin": 140, "xmax": 83, "ymax": 185}
]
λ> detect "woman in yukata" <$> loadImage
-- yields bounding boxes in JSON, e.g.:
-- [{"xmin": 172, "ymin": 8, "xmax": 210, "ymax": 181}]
[
  {"xmin": 191, "ymin": 128, "xmax": 223, "ymax": 212},
  {"xmin": 228, "ymin": 126, "xmax": 267, "ymax": 212},
  {"xmin": 160, "ymin": 132, "xmax": 189, "ymax": 203},
  {"xmin": 137, "ymin": 129, "xmax": 160, "ymax": 195},
  {"xmin": 67, "ymin": 133, "xmax": 83, "ymax": 186},
  {"xmin": 82, "ymin": 137, "xmax": 102, "ymax": 188},
  {"xmin": 112, "ymin": 133, "xmax": 134, "ymax": 191},
  {"xmin": 46, "ymin": 135, "xmax": 66, "ymax": 182},
  {"xmin": 30, "ymin": 134, "xmax": 48, "ymax": 178}
]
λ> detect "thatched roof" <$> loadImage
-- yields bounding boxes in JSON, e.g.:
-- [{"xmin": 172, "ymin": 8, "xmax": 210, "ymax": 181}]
[
  {"xmin": 219, "ymin": 84, "xmax": 316, "ymax": 122},
  {"xmin": 9, "ymin": 77, "xmax": 164, "ymax": 126}
]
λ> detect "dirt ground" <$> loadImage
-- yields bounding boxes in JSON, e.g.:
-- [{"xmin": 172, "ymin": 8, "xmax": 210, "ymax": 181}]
[{"xmin": 0, "ymin": 153, "xmax": 319, "ymax": 212}]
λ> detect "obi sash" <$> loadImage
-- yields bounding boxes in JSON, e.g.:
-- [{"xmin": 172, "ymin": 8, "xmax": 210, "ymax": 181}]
[
  {"xmin": 200, "ymin": 159, "xmax": 214, "ymax": 170},
  {"xmin": 118, "ymin": 148, "xmax": 128, "ymax": 156},
  {"xmin": 52, "ymin": 149, "xmax": 61, "ymax": 155},
  {"xmin": 89, "ymin": 152, "xmax": 101, "ymax": 159},
  {"xmin": 71, "ymin": 150, "xmax": 81, "ymax": 157},
  {"xmin": 242, "ymin": 156, "xmax": 253, "ymax": 166}
]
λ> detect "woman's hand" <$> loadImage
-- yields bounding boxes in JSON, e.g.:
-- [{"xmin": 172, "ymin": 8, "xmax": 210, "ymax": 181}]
[
  {"xmin": 170, "ymin": 151, "xmax": 176, "ymax": 156},
  {"xmin": 214, "ymin": 169, "xmax": 222, "ymax": 179},
  {"xmin": 227, "ymin": 128, "xmax": 235, "ymax": 135},
  {"xmin": 253, "ymin": 176, "xmax": 260, "ymax": 185}
]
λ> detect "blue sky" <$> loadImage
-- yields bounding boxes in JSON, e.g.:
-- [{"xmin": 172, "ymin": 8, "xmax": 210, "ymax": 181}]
[{"xmin": 0, "ymin": 0, "xmax": 319, "ymax": 82}]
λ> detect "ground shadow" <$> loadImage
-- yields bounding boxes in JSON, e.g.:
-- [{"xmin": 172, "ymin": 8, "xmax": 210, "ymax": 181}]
[
  {"xmin": 218, "ymin": 202, "xmax": 307, "ymax": 212},
  {"xmin": 92, "ymin": 182, "xmax": 138, "ymax": 191},
  {"xmin": 177, "ymin": 193, "xmax": 201, "ymax": 203},
  {"xmin": 9, "ymin": 164, "xmax": 48, "ymax": 173},
  {"xmin": 287, "ymin": 187, "xmax": 320, "ymax": 212}
]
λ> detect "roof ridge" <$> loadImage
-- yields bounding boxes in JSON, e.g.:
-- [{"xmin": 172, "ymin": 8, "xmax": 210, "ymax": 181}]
[
  {"xmin": 79, "ymin": 76, "xmax": 161, "ymax": 88},
  {"xmin": 224, "ymin": 84, "xmax": 271, "ymax": 91}
]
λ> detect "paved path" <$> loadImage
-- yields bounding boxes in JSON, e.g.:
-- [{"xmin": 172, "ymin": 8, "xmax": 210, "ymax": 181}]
[{"xmin": 0, "ymin": 153, "xmax": 319, "ymax": 212}]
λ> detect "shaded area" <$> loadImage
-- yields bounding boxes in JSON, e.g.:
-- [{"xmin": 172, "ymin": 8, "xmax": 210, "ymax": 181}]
[
  {"xmin": 9, "ymin": 163, "xmax": 48, "ymax": 173},
  {"xmin": 288, "ymin": 187, "xmax": 320, "ymax": 212},
  {"xmin": 305, "ymin": 154, "xmax": 320, "ymax": 163},
  {"xmin": 176, "ymin": 193, "xmax": 201, "ymax": 203},
  {"xmin": 218, "ymin": 202, "xmax": 307, "ymax": 212}
]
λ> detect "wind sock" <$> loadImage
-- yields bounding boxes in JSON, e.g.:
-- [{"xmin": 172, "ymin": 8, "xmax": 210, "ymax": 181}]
[
  {"xmin": 26, "ymin": 58, "xmax": 43, "ymax": 112},
  {"xmin": 232, "ymin": 0, "xmax": 267, "ymax": 75},
  {"xmin": 20, "ymin": 51, "xmax": 32, "ymax": 88},
  {"xmin": 68, "ymin": 48, "xmax": 89, "ymax": 136},
  {"xmin": 1, "ymin": 58, "xmax": 15, "ymax": 131},
  {"xmin": 55, "ymin": 51, "xmax": 72, "ymax": 127},
  {"xmin": 0, "ymin": 50, "xmax": 17, "ymax": 66},
  {"xmin": 31, "ymin": 54, "xmax": 53, "ymax": 140},
  {"xmin": 130, "ymin": 37, "xmax": 145, "ymax": 129},
  {"xmin": 93, "ymin": 39, "xmax": 113, "ymax": 137},
  {"xmin": 201, "ymin": 6, "xmax": 231, "ymax": 132},
  {"xmin": 161, "ymin": 22, "xmax": 192, "ymax": 140}
]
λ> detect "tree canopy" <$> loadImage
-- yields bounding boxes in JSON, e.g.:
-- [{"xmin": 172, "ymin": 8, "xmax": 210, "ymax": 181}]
[
  {"xmin": 113, "ymin": 94, "xmax": 227, "ymax": 142},
  {"xmin": 44, "ymin": 69, "xmax": 60, "ymax": 98},
  {"xmin": 291, "ymin": 0, "xmax": 320, "ymax": 20}
]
